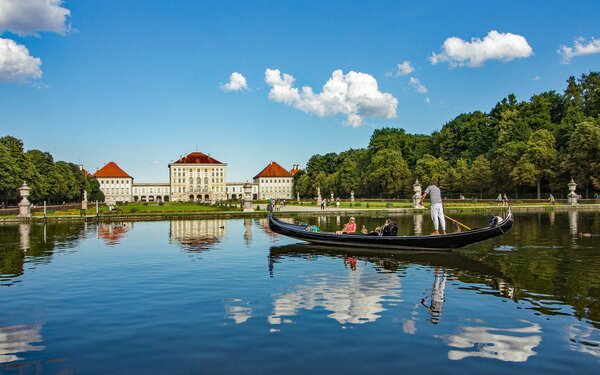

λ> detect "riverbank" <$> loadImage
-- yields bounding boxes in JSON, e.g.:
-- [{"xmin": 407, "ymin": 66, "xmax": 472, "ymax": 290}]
[{"xmin": 2, "ymin": 203, "xmax": 600, "ymax": 223}]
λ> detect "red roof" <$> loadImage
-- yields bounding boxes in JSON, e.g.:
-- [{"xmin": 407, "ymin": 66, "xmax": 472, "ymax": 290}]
[
  {"xmin": 93, "ymin": 162, "xmax": 132, "ymax": 178},
  {"xmin": 254, "ymin": 161, "xmax": 293, "ymax": 179},
  {"xmin": 290, "ymin": 164, "xmax": 301, "ymax": 175},
  {"xmin": 173, "ymin": 152, "xmax": 223, "ymax": 165}
]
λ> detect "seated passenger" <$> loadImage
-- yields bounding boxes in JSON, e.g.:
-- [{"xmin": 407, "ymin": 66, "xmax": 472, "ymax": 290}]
[
  {"xmin": 336, "ymin": 217, "xmax": 357, "ymax": 234},
  {"xmin": 360, "ymin": 225, "xmax": 368, "ymax": 234},
  {"xmin": 380, "ymin": 219, "xmax": 398, "ymax": 236}
]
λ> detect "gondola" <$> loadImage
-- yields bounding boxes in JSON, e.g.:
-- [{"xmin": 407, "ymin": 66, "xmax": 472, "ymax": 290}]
[{"xmin": 268, "ymin": 207, "xmax": 513, "ymax": 252}]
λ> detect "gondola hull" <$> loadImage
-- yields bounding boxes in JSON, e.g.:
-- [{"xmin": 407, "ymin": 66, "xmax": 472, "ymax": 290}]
[{"xmin": 268, "ymin": 209, "xmax": 513, "ymax": 251}]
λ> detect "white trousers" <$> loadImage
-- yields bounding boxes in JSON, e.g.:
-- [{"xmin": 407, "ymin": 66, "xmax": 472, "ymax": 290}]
[{"xmin": 430, "ymin": 203, "xmax": 446, "ymax": 231}]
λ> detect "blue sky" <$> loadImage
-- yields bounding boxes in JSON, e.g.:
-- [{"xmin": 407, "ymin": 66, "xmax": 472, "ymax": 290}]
[{"xmin": 1, "ymin": 0, "xmax": 599, "ymax": 182}]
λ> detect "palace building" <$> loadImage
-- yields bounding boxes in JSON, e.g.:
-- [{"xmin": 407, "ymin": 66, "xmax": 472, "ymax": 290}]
[
  {"xmin": 254, "ymin": 161, "xmax": 294, "ymax": 200},
  {"xmin": 93, "ymin": 162, "xmax": 134, "ymax": 203},
  {"xmin": 168, "ymin": 152, "xmax": 227, "ymax": 202},
  {"xmin": 93, "ymin": 154, "xmax": 298, "ymax": 203}
]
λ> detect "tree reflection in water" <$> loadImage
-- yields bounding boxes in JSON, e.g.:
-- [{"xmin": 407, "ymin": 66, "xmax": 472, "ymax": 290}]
[{"xmin": 0, "ymin": 223, "xmax": 86, "ymax": 286}]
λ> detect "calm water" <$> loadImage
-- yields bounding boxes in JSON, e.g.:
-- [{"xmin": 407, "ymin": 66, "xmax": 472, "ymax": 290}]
[{"xmin": 1, "ymin": 210, "xmax": 599, "ymax": 374}]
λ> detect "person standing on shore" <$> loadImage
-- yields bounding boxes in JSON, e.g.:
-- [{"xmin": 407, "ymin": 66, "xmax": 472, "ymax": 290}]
[{"xmin": 419, "ymin": 180, "xmax": 446, "ymax": 235}]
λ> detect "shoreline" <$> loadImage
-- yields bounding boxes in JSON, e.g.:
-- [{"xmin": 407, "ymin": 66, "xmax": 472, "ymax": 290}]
[{"xmin": 1, "ymin": 204, "xmax": 599, "ymax": 224}]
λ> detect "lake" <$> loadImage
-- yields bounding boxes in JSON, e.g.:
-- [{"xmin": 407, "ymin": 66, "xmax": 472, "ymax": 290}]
[{"xmin": 1, "ymin": 210, "xmax": 599, "ymax": 374}]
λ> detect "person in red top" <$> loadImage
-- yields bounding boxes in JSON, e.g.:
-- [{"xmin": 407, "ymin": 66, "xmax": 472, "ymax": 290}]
[{"xmin": 336, "ymin": 217, "xmax": 357, "ymax": 234}]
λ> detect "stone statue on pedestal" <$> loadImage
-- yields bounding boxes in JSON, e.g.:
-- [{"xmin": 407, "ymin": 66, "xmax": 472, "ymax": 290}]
[
  {"xmin": 82, "ymin": 190, "xmax": 88, "ymax": 210},
  {"xmin": 412, "ymin": 179, "xmax": 424, "ymax": 209},
  {"xmin": 567, "ymin": 178, "xmax": 578, "ymax": 206},
  {"xmin": 18, "ymin": 182, "xmax": 32, "ymax": 218},
  {"xmin": 330, "ymin": 192, "xmax": 334, "ymax": 201},
  {"xmin": 316, "ymin": 187, "xmax": 322, "ymax": 206},
  {"xmin": 350, "ymin": 190, "xmax": 355, "ymax": 203},
  {"xmin": 243, "ymin": 183, "xmax": 254, "ymax": 212}
]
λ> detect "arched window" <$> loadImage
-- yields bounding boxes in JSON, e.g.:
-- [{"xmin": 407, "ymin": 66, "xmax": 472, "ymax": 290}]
[{"xmin": 189, "ymin": 177, "xmax": 193, "ymax": 185}]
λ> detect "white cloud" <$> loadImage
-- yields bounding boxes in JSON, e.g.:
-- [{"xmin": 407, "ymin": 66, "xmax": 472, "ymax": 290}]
[
  {"xmin": 558, "ymin": 37, "xmax": 600, "ymax": 64},
  {"xmin": 424, "ymin": 97, "xmax": 431, "ymax": 104},
  {"xmin": 221, "ymin": 72, "xmax": 248, "ymax": 92},
  {"xmin": 0, "ymin": 0, "xmax": 71, "ymax": 36},
  {"xmin": 265, "ymin": 68, "xmax": 398, "ymax": 127},
  {"xmin": 386, "ymin": 60, "xmax": 414, "ymax": 77},
  {"xmin": 409, "ymin": 77, "xmax": 428, "ymax": 94},
  {"xmin": 0, "ymin": 38, "xmax": 42, "ymax": 82},
  {"xmin": 532, "ymin": 75, "xmax": 540, "ymax": 81},
  {"xmin": 430, "ymin": 30, "xmax": 533, "ymax": 68}
]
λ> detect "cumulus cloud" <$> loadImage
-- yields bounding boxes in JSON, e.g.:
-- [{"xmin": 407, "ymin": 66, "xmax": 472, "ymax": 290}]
[
  {"xmin": 386, "ymin": 60, "xmax": 414, "ymax": 77},
  {"xmin": 0, "ymin": 0, "xmax": 70, "ymax": 36},
  {"xmin": 0, "ymin": 38, "xmax": 42, "ymax": 82},
  {"xmin": 265, "ymin": 68, "xmax": 398, "ymax": 127},
  {"xmin": 558, "ymin": 37, "xmax": 600, "ymax": 64},
  {"xmin": 221, "ymin": 72, "xmax": 248, "ymax": 92},
  {"xmin": 424, "ymin": 97, "xmax": 431, "ymax": 104},
  {"xmin": 430, "ymin": 30, "xmax": 533, "ymax": 68},
  {"xmin": 408, "ymin": 77, "xmax": 428, "ymax": 94}
]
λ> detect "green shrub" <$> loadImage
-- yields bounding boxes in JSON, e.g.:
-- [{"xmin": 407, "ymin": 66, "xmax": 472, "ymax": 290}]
[
  {"xmin": 354, "ymin": 202, "xmax": 362, "ymax": 207},
  {"xmin": 366, "ymin": 203, "xmax": 370, "ymax": 208},
  {"xmin": 129, "ymin": 208, "xmax": 138, "ymax": 213},
  {"xmin": 256, "ymin": 205, "xmax": 260, "ymax": 211},
  {"xmin": 349, "ymin": 203, "xmax": 352, "ymax": 207},
  {"xmin": 142, "ymin": 202, "xmax": 148, "ymax": 206},
  {"xmin": 385, "ymin": 202, "xmax": 393, "ymax": 208}
]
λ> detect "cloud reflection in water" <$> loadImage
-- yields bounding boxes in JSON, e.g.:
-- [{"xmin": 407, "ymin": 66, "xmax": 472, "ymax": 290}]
[{"xmin": 441, "ymin": 320, "xmax": 542, "ymax": 362}]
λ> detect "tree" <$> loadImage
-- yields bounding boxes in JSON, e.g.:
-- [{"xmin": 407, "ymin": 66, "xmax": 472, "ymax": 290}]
[
  {"xmin": 561, "ymin": 120, "xmax": 600, "ymax": 196},
  {"xmin": 366, "ymin": 149, "xmax": 411, "ymax": 197},
  {"xmin": 523, "ymin": 129, "xmax": 557, "ymax": 198},
  {"xmin": 468, "ymin": 155, "xmax": 493, "ymax": 197},
  {"xmin": 0, "ymin": 143, "xmax": 19, "ymax": 204},
  {"xmin": 415, "ymin": 154, "xmax": 450, "ymax": 189}
]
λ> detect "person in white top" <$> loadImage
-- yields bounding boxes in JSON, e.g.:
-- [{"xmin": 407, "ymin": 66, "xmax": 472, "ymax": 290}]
[{"xmin": 419, "ymin": 180, "xmax": 446, "ymax": 235}]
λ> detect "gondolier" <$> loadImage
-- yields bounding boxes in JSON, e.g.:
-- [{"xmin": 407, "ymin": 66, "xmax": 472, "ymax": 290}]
[{"xmin": 419, "ymin": 180, "xmax": 446, "ymax": 235}]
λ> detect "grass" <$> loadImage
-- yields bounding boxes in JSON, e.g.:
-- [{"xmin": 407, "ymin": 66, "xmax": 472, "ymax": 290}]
[{"xmin": 24, "ymin": 201, "xmax": 242, "ymax": 217}]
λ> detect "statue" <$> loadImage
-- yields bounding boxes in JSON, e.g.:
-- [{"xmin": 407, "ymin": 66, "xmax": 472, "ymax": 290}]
[
  {"xmin": 243, "ymin": 183, "xmax": 254, "ymax": 212},
  {"xmin": 350, "ymin": 190, "xmax": 355, "ymax": 203},
  {"xmin": 82, "ymin": 190, "xmax": 88, "ymax": 210},
  {"xmin": 413, "ymin": 179, "xmax": 424, "ymax": 209},
  {"xmin": 567, "ymin": 179, "xmax": 578, "ymax": 206},
  {"xmin": 330, "ymin": 191, "xmax": 334, "ymax": 201},
  {"xmin": 18, "ymin": 182, "xmax": 32, "ymax": 218},
  {"xmin": 317, "ymin": 186, "xmax": 322, "ymax": 206}
]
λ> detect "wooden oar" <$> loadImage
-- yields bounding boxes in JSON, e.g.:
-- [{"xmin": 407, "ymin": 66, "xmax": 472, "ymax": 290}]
[{"xmin": 421, "ymin": 204, "xmax": 472, "ymax": 231}]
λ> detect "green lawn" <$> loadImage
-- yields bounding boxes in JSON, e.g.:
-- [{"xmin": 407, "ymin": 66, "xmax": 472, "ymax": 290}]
[{"xmin": 28, "ymin": 201, "xmax": 243, "ymax": 217}]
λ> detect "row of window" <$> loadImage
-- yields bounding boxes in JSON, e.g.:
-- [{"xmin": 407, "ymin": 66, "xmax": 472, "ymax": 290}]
[
  {"xmin": 262, "ymin": 187, "xmax": 292, "ymax": 193},
  {"xmin": 174, "ymin": 186, "xmax": 225, "ymax": 193},
  {"xmin": 260, "ymin": 178, "xmax": 292, "ymax": 184},
  {"xmin": 173, "ymin": 178, "xmax": 224, "ymax": 184},
  {"xmin": 100, "ymin": 179, "xmax": 130, "ymax": 185}
]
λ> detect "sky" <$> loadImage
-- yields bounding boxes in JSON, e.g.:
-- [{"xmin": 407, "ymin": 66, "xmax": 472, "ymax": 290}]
[{"xmin": 1, "ymin": 0, "xmax": 599, "ymax": 182}]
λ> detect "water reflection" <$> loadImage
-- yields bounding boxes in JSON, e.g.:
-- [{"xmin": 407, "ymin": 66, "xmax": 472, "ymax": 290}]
[
  {"xmin": 0, "ymin": 323, "xmax": 45, "ymax": 364},
  {"xmin": 267, "ymin": 266, "xmax": 401, "ymax": 325},
  {"xmin": 569, "ymin": 209, "xmax": 578, "ymax": 236},
  {"xmin": 244, "ymin": 218, "xmax": 253, "ymax": 246},
  {"xmin": 414, "ymin": 213, "xmax": 423, "ymax": 236},
  {"xmin": 169, "ymin": 219, "xmax": 226, "ymax": 251},
  {"xmin": 568, "ymin": 323, "xmax": 600, "ymax": 359},
  {"xmin": 0, "ymin": 223, "xmax": 85, "ymax": 286},
  {"xmin": 420, "ymin": 268, "xmax": 446, "ymax": 324},
  {"xmin": 96, "ymin": 222, "xmax": 132, "ymax": 246},
  {"xmin": 224, "ymin": 299, "xmax": 253, "ymax": 324},
  {"xmin": 441, "ymin": 320, "xmax": 542, "ymax": 362}
]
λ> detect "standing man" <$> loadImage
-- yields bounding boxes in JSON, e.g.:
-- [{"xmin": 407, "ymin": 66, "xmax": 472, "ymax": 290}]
[{"xmin": 419, "ymin": 180, "xmax": 446, "ymax": 235}]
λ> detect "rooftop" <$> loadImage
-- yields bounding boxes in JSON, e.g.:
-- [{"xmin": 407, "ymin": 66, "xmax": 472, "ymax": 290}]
[
  {"xmin": 93, "ymin": 162, "xmax": 132, "ymax": 178},
  {"xmin": 254, "ymin": 161, "xmax": 293, "ymax": 179},
  {"xmin": 171, "ymin": 152, "xmax": 224, "ymax": 165}
]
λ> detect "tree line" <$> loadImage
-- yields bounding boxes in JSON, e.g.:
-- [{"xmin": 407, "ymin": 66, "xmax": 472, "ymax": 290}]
[
  {"xmin": 0, "ymin": 136, "xmax": 104, "ymax": 205},
  {"xmin": 294, "ymin": 72, "xmax": 600, "ymax": 199}
]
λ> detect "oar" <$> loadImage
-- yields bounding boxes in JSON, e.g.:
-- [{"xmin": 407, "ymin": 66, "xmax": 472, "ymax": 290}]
[{"xmin": 421, "ymin": 204, "xmax": 472, "ymax": 231}]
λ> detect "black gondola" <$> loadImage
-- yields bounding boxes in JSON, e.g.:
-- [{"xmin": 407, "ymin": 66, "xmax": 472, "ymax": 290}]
[{"xmin": 268, "ymin": 207, "xmax": 513, "ymax": 252}]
